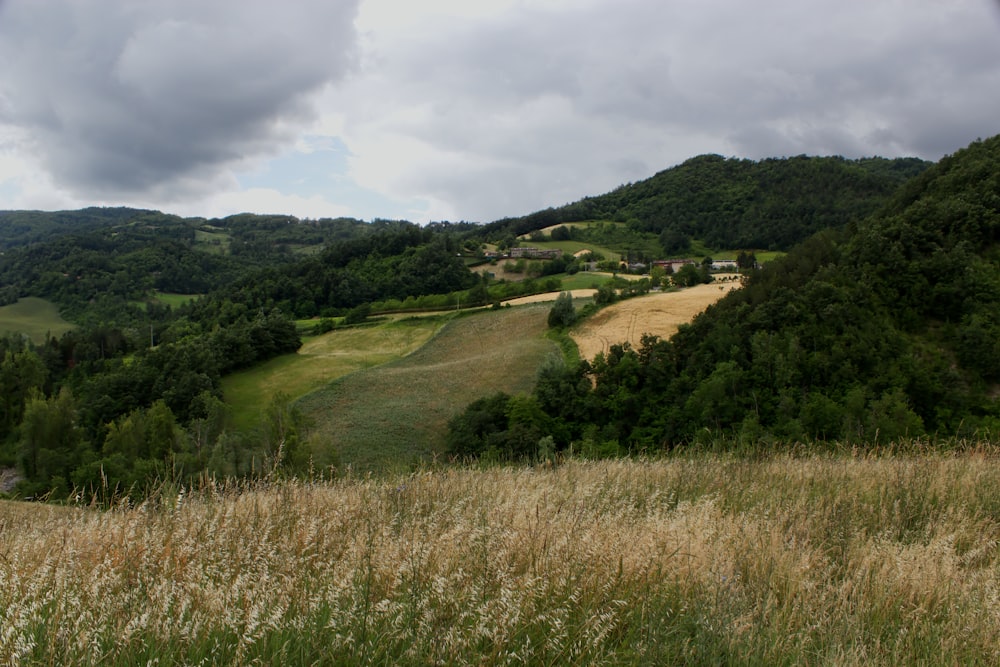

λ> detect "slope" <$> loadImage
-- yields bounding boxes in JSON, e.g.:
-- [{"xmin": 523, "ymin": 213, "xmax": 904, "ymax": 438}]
[
  {"xmin": 297, "ymin": 304, "xmax": 559, "ymax": 471},
  {"xmin": 484, "ymin": 154, "xmax": 930, "ymax": 251},
  {"xmin": 567, "ymin": 135, "xmax": 1000, "ymax": 446}
]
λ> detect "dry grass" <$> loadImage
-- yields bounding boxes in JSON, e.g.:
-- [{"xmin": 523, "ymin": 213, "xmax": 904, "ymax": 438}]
[
  {"xmin": 2, "ymin": 451, "xmax": 999, "ymax": 665},
  {"xmin": 500, "ymin": 288, "xmax": 598, "ymax": 307},
  {"xmin": 572, "ymin": 282, "xmax": 740, "ymax": 361}
]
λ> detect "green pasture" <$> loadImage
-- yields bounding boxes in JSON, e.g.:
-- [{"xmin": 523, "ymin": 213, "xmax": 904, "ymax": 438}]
[
  {"xmin": 555, "ymin": 271, "xmax": 618, "ymax": 290},
  {"xmin": 297, "ymin": 304, "xmax": 559, "ymax": 472},
  {"xmin": 222, "ymin": 315, "xmax": 448, "ymax": 431},
  {"xmin": 705, "ymin": 249, "xmax": 785, "ymax": 263},
  {"xmin": 193, "ymin": 228, "xmax": 231, "ymax": 254},
  {"xmin": 149, "ymin": 292, "xmax": 202, "ymax": 309},
  {"xmin": 0, "ymin": 297, "xmax": 74, "ymax": 343}
]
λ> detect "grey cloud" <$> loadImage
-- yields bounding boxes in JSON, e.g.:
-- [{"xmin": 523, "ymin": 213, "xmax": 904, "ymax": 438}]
[
  {"xmin": 0, "ymin": 0, "xmax": 361, "ymax": 199},
  {"xmin": 377, "ymin": 0, "xmax": 1000, "ymax": 220}
]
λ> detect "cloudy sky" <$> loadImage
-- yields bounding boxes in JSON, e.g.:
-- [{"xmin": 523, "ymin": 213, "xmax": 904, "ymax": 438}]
[{"xmin": 1, "ymin": 0, "xmax": 999, "ymax": 223}]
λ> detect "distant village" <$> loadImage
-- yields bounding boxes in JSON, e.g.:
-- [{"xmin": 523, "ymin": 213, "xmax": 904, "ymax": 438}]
[{"xmin": 482, "ymin": 247, "xmax": 743, "ymax": 274}]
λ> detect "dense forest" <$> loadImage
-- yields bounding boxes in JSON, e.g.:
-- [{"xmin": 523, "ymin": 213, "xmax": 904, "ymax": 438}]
[
  {"xmin": 0, "ymin": 144, "xmax": 980, "ymax": 498},
  {"xmin": 449, "ymin": 136, "xmax": 1000, "ymax": 459},
  {"xmin": 483, "ymin": 155, "xmax": 930, "ymax": 251}
]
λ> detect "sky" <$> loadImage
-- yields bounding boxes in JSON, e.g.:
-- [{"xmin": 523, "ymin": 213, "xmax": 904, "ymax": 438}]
[{"xmin": 1, "ymin": 0, "xmax": 999, "ymax": 224}]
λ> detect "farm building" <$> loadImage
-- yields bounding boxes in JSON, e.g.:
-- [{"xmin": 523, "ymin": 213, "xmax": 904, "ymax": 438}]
[
  {"xmin": 508, "ymin": 247, "xmax": 561, "ymax": 259},
  {"xmin": 652, "ymin": 259, "xmax": 696, "ymax": 273}
]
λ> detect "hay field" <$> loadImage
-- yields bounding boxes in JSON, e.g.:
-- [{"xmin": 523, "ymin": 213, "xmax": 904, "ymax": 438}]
[
  {"xmin": 3, "ymin": 452, "xmax": 998, "ymax": 665},
  {"xmin": 298, "ymin": 305, "xmax": 558, "ymax": 471},
  {"xmin": 573, "ymin": 282, "xmax": 740, "ymax": 361}
]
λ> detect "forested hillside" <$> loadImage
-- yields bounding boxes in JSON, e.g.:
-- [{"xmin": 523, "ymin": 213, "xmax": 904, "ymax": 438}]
[
  {"xmin": 0, "ymin": 212, "xmax": 485, "ymax": 498},
  {"xmin": 449, "ymin": 137, "xmax": 1000, "ymax": 457},
  {"xmin": 483, "ymin": 154, "xmax": 930, "ymax": 251}
]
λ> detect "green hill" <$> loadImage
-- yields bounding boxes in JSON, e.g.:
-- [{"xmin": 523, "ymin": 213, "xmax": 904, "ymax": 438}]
[
  {"xmin": 480, "ymin": 136, "xmax": 1000, "ymax": 452},
  {"xmin": 484, "ymin": 154, "xmax": 930, "ymax": 252},
  {"xmin": 297, "ymin": 304, "xmax": 560, "ymax": 471}
]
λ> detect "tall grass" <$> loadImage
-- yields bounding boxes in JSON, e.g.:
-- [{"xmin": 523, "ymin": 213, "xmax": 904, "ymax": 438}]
[{"xmin": 2, "ymin": 451, "xmax": 998, "ymax": 665}]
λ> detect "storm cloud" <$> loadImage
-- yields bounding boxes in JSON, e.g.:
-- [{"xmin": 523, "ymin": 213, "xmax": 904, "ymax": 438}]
[
  {"xmin": 1, "ymin": 0, "xmax": 999, "ymax": 221},
  {"xmin": 0, "ymin": 0, "xmax": 360, "ymax": 200}
]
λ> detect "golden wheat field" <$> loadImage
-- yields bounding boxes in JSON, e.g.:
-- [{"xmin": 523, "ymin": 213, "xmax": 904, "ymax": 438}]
[
  {"xmin": 2, "ymin": 451, "xmax": 999, "ymax": 665},
  {"xmin": 572, "ymin": 282, "xmax": 740, "ymax": 361}
]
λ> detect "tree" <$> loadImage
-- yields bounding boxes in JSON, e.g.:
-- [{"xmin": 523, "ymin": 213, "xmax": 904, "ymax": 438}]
[
  {"xmin": 18, "ymin": 387, "xmax": 84, "ymax": 496},
  {"xmin": 446, "ymin": 392, "xmax": 511, "ymax": 457},
  {"xmin": 672, "ymin": 263, "xmax": 707, "ymax": 287},
  {"xmin": 550, "ymin": 225, "xmax": 572, "ymax": 241},
  {"xmin": 0, "ymin": 348, "xmax": 47, "ymax": 440},
  {"xmin": 263, "ymin": 392, "xmax": 308, "ymax": 475},
  {"xmin": 659, "ymin": 228, "xmax": 691, "ymax": 254},
  {"xmin": 548, "ymin": 292, "xmax": 577, "ymax": 328},
  {"xmin": 737, "ymin": 250, "xmax": 758, "ymax": 270}
]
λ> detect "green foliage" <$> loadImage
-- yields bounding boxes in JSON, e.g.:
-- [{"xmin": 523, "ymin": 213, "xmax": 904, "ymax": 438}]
[
  {"xmin": 547, "ymin": 292, "xmax": 577, "ymax": 328},
  {"xmin": 550, "ymin": 225, "xmax": 572, "ymax": 241},
  {"xmin": 481, "ymin": 155, "xmax": 929, "ymax": 252},
  {"xmin": 459, "ymin": 135, "xmax": 1000, "ymax": 452},
  {"xmin": 18, "ymin": 388, "xmax": 83, "ymax": 497},
  {"xmin": 671, "ymin": 263, "xmax": 710, "ymax": 287}
]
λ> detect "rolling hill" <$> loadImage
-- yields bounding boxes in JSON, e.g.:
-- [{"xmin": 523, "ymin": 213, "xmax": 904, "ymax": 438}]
[
  {"xmin": 483, "ymin": 154, "xmax": 930, "ymax": 251},
  {"xmin": 297, "ymin": 304, "xmax": 560, "ymax": 471},
  {"xmin": 504, "ymin": 135, "xmax": 1000, "ymax": 451}
]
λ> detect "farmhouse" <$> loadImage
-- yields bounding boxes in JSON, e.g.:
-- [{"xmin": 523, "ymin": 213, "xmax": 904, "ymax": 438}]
[{"xmin": 652, "ymin": 259, "xmax": 695, "ymax": 273}]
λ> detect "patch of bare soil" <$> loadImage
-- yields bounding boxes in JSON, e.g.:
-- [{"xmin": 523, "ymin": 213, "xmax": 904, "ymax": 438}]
[{"xmin": 571, "ymin": 283, "xmax": 740, "ymax": 362}]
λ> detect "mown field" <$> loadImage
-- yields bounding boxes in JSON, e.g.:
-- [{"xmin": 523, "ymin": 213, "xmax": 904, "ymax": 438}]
[
  {"xmin": 0, "ymin": 297, "xmax": 74, "ymax": 343},
  {"xmin": 148, "ymin": 292, "xmax": 202, "ymax": 309},
  {"xmin": 222, "ymin": 316, "xmax": 447, "ymax": 431},
  {"xmin": 297, "ymin": 304, "xmax": 559, "ymax": 472},
  {"xmin": 572, "ymin": 282, "xmax": 740, "ymax": 361},
  {"xmin": 3, "ymin": 450, "xmax": 998, "ymax": 665}
]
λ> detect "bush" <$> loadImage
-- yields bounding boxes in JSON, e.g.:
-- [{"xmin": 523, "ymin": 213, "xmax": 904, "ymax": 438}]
[{"xmin": 547, "ymin": 292, "xmax": 577, "ymax": 329}]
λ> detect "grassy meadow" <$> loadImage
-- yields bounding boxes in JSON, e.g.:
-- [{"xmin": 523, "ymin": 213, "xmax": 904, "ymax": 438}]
[
  {"xmin": 222, "ymin": 316, "xmax": 447, "ymax": 431},
  {"xmin": 2, "ymin": 450, "xmax": 999, "ymax": 665},
  {"xmin": 0, "ymin": 297, "xmax": 74, "ymax": 343},
  {"xmin": 148, "ymin": 291, "xmax": 202, "ymax": 309},
  {"xmin": 297, "ymin": 304, "xmax": 559, "ymax": 472}
]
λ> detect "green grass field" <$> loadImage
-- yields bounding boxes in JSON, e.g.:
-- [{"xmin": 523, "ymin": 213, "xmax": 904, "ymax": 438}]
[
  {"xmin": 222, "ymin": 316, "xmax": 448, "ymax": 432},
  {"xmin": 149, "ymin": 292, "xmax": 202, "ymax": 309},
  {"xmin": 554, "ymin": 271, "xmax": 615, "ymax": 290},
  {"xmin": 297, "ymin": 304, "xmax": 559, "ymax": 472},
  {"xmin": 193, "ymin": 228, "xmax": 231, "ymax": 254},
  {"xmin": 0, "ymin": 297, "xmax": 74, "ymax": 343}
]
